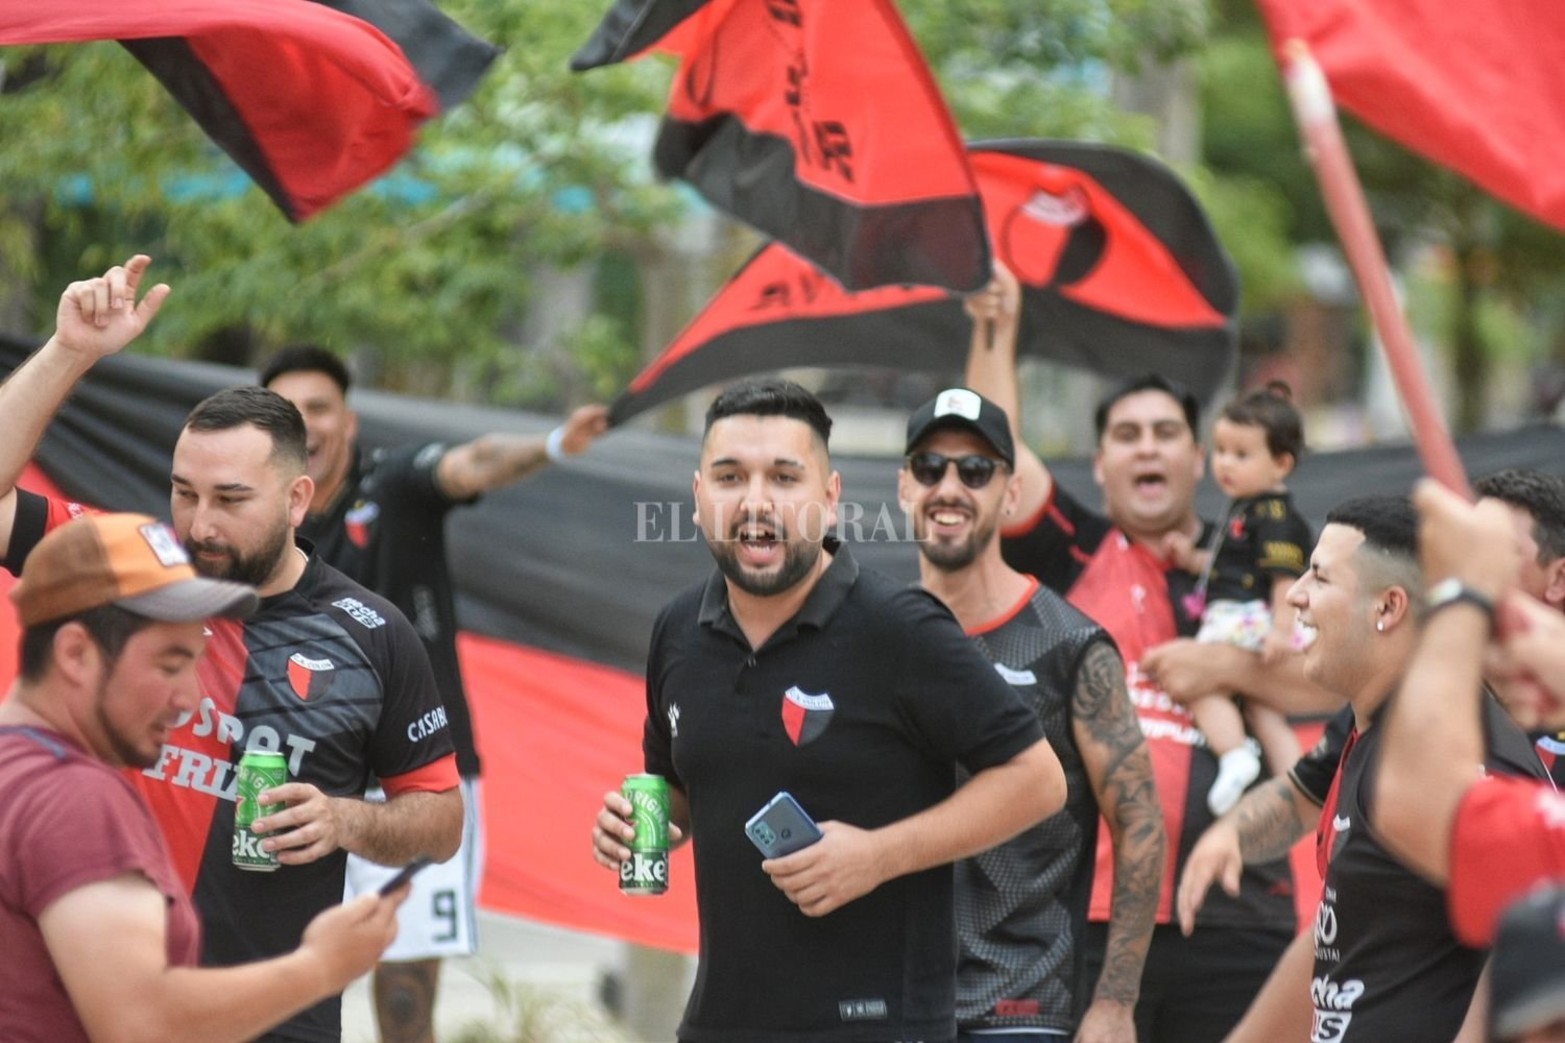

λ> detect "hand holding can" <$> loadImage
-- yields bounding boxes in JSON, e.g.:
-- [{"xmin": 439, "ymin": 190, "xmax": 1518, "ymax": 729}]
[
  {"xmin": 234, "ymin": 750, "xmax": 288, "ymax": 871},
  {"xmin": 619, "ymin": 774, "xmax": 670, "ymax": 895}
]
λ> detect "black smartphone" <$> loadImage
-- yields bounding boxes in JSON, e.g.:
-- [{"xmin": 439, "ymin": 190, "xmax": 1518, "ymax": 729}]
[
  {"xmin": 744, "ymin": 791, "xmax": 823, "ymax": 858},
  {"xmin": 378, "ymin": 857, "xmax": 433, "ymax": 896}
]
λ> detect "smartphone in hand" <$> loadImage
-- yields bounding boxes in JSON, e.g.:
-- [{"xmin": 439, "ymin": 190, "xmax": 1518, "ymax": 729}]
[
  {"xmin": 745, "ymin": 791, "xmax": 823, "ymax": 858},
  {"xmin": 378, "ymin": 857, "xmax": 433, "ymax": 896}
]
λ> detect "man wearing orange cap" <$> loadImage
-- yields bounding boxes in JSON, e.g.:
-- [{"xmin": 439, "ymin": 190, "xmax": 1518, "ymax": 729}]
[{"xmin": 0, "ymin": 512, "xmax": 406, "ymax": 1043}]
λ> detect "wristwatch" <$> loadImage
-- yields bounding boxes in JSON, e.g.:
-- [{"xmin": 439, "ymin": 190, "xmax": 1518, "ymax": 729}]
[{"xmin": 1425, "ymin": 577, "xmax": 1497, "ymax": 626}]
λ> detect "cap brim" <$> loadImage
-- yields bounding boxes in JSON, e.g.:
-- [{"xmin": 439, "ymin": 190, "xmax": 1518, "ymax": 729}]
[
  {"xmin": 1494, "ymin": 988, "xmax": 1565, "ymax": 1040},
  {"xmin": 116, "ymin": 578, "xmax": 259, "ymax": 623},
  {"xmin": 905, "ymin": 417, "xmax": 1015, "ymax": 466}
]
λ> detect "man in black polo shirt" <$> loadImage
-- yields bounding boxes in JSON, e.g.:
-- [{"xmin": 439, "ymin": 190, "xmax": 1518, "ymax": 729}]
[{"xmin": 592, "ymin": 378, "xmax": 1066, "ymax": 1043}]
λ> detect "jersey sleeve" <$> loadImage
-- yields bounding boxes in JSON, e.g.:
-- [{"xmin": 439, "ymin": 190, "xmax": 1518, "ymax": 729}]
[
  {"xmin": 1447, "ymin": 775, "xmax": 1565, "ymax": 947},
  {"xmin": 379, "ymin": 443, "xmax": 477, "ymax": 513},
  {"xmin": 1289, "ymin": 704, "xmax": 1353, "ymax": 805},
  {"xmin": 3, "ymin": 490, "xmax": 89, "ymax": 574},
  {"xmin": 8, "ymin": 765, "xmax": 182, "ymax": 919},
  {"xmin": 889, "ymin": 587, "xmax": 1045, "ymax": 774},
  {"xmin": 359, "ymin": 598, "xmax": 459, "ymax": 793},
  {"xmin": 1250, "ymin": 496, "xmax": 1312, "ymax": 580},
  {"xmin": 641, "ymin": 604, "xmax": 681, "ymax": 790},
  {"xmin": 1000, "ymin": 482, "xmax": 1110, "ymax": 595}
]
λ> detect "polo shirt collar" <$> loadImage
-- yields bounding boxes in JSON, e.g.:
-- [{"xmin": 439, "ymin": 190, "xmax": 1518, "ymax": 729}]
[{"xmin": 697, "ymin": 537, "xmax": 858, "ymax": 639}]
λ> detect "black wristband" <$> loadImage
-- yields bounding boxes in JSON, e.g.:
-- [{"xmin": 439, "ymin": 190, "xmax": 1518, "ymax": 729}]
[{"xmin": 1424, "ymin": 578, "xmax": 1497, "ymax": 627}]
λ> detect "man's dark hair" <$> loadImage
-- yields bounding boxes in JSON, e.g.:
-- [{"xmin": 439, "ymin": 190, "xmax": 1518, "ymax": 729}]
[
  {"xmin": 1093, "ymin": 373, "xmax": 1202, "ymax": 441},
  {"xmin": 19, "ymin": 604, "xmax": 156, "ymax": 682},
  {"xmin": 1326, "ymin": 494, "xmax": 1424, "ymax": 604},
  {"xmin": 1221, "ymin": 381, "xmax": 1306, "ymax": 461},
  {"xmin": 704, "ymin": 378, "xmax": 833, "ymax": 448},
  {"xmin": 258, "ymin": 344, "xmax": 351, "ymax": 396},
  {"xmin": 1326, "ymin": 494, "xmax": 1418, "ymax": 559},
  {"xmin": 1475, "ymin": 468, "xmax": 1565, "ymax": 564},
  {"xmin": 185, "ymin": 386, "xmax": 309, "ymax": 473}
]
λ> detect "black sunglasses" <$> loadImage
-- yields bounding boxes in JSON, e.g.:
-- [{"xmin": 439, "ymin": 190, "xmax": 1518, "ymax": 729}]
[{"xmin": 907, "ymin": 451, "xmax": 1004, "ymax": 490}]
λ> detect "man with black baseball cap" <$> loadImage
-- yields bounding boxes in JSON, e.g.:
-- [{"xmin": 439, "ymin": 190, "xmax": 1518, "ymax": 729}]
[
  {"xmin": 901, "ymin": 387, "xmax": 1164, "ymax": 1043},
  {"xmin": 0, "ymin": 513, "xmax": 407, "ymax": 1043},
  {"xmin": 1490, "ymin": 886, "xmax": 1565, "ymax": 1043}
]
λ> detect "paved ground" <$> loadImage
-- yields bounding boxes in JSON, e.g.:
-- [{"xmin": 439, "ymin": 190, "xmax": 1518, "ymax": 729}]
[{"xmin": 340, "ymin": 912, "xmax": 680, "ymax": 1042}]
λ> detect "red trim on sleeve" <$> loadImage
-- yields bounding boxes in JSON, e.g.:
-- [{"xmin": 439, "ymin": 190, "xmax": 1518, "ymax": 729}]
[
  {"xmin": 381, "ymin": 754, "xmax": 459, "ymax": 796},
  {"xmin": 1448, "ymin": 775, "xmax": 1565, "ymax": 947}
]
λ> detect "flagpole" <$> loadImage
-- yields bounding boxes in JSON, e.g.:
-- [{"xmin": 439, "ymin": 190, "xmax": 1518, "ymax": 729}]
[{"xmin": 1280, "ymin": 40, "xmax": 1471, "ymax": 498}]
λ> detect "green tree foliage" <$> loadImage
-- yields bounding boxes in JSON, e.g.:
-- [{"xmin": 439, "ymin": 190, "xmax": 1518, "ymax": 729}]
[{"xmin": 4, "ymin": 0, "xmax": 1346, "ymax": 412}]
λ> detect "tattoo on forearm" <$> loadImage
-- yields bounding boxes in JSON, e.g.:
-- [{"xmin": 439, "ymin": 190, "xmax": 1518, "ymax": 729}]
[
  {"xmin": 1235, "ymin": 776, "xmax": 1308, "ymax": 863},
  {"xmin": 1074, "ymin": 640, "xmax": 1164, "ymax": 1005}
]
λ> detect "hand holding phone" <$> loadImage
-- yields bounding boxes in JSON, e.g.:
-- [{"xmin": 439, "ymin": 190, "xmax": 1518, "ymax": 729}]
[
  {"xmin": 745, "ymin": 791, "xmax": 823, "ymax": 859},
  {"xmin": 378, "ymin": 857, "xmax": 433, "ymax": 896}
]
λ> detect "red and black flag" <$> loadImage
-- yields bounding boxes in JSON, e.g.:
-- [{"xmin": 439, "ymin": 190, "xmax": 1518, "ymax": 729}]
[
  {"xmin": 572, "ymin": 0, "xmax": 989, "ymax": 293},
  {"xmin": 610, "ymin": 139, "xmax": 1238, "ymax": 424},
  {"xmin": 3, "ymin": 0, "xmax": 499, "ymax": 222},
  {"xmin": 1257, "ymin": 0, "xmax": 1565, "ymax": 231}
]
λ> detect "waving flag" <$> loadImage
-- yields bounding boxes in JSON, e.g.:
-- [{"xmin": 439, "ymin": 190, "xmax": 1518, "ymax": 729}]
[
  {"xmin": 610, "ymin": 139, "xmax": 1237, "ymax": 423},
  {"xmin": 573, "ymin": 0, "xmax": 989, "ymax": 293},
  {"xmin": 1256, "ymin": 0, "xmax": 1565, "ymax": 231},
  {"xmin": 4, "ymin": 0, "xmax": 499, "ymax": 222}
]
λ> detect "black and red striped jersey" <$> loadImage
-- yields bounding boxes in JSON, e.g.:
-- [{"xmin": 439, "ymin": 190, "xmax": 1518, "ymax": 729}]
[{"xmin": 1001, "ymin": 481, "xmax": 1296, "ymax": 931}]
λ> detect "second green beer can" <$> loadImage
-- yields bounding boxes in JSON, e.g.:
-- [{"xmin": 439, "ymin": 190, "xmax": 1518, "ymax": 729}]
[{"xmin": 234, "ymin": 749, "xmax": 287, "ymax": 871}]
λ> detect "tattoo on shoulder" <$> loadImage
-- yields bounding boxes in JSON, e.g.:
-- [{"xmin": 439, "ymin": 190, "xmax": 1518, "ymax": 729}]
[{"xmin": 1074, "ymin": 640, "xmax": 1138, "ymax": 745}]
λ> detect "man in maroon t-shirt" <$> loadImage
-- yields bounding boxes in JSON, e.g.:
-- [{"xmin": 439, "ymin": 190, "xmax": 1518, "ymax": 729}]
[{"xmin": 0, "ymin": 507, "xmax": 401, "ymax": 1043}]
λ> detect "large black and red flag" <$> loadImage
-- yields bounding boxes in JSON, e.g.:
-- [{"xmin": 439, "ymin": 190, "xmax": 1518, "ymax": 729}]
[
  {"xmin": 2, "ymin": 0, "xmax": 499, "ymax": 222},
  {"xmin": 1255, "ymin": 0, "xmax": 1565, "ymax": 231},
  {"xmin": 610, "ymin": 139, "xmax": 1238, "ymax": 423},
  {"xmin": 572, "ymin": 0, "xmax": 990, "ymax": 293}
]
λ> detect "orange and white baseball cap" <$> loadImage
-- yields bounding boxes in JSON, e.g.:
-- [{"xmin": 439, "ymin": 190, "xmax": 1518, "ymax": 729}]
[{"xmin": 10, "ymin": 513, "xmax": 257, "ymax": 627}]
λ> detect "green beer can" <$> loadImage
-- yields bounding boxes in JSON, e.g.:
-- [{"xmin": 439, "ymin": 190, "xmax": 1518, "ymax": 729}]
[
  {"xmin": 620, "ymin": 773, "xmax": 670, "ymax": 895},
  {"xmin": 234, "ymin": 750, "xmax": 287, "ymax": 872}
]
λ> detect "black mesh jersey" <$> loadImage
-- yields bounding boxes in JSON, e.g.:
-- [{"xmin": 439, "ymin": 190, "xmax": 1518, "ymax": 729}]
[
  {"xmin": 643, "ymin": 546, "xmax": 1045, "ymax": 1043},
  {"xmin": 1308, "ymin": 696, "xmax": 1546, "ymax": 1042},
  {"xmin": 956, "ymin": 580, "xmax": 1110, "ymax": 1033},
  {"xmin": 299, "ymin": 444, "xmax": 481, "ymax": 776}
]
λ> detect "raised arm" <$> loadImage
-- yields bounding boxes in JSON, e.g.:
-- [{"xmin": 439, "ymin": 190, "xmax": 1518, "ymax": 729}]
[
  {"xmin": 963, "ymin": 261, "xmax": 1052, "ymax": 522},
  {"xmin": 435, "ymin": 403, "xmax": 609, "ymax": 500},
  {"xmin": 763, "ymin": 737, "xmax": 1065, "ymax": 918},
  {"xmin": 42, "ymin": 873, "xmax": 399, "ymax": 1043},
  {"xmin": 1072, "ymin": 640, "xmax": 1166, "ymax": 1041},
  {"xmin": 0, "ymin": 255, "xmax": 168, "ymax": 555},
  {"xmin": 1376, "ymin": 480, "xmax": 1518, "ymax": 884}
]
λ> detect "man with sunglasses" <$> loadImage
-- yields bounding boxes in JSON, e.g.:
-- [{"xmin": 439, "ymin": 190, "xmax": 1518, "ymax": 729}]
[
  {"xmin": 900, "ymin": 388, "xmax": 1165, "ymax": 1043},
  {"xmin": 963, "ymin": 265, "xmax": 1329, "ymax": 1042}
]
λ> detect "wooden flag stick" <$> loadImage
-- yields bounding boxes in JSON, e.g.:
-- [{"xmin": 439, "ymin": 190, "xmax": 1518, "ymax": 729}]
[{"xmin": 1281, "ymin": 40, "xmax": 1471, "ymax": 497}]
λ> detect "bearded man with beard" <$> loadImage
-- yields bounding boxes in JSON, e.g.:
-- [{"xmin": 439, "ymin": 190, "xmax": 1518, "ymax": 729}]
[
  {"xmin": 592, "ymin": 378, "xmax": 1067, "ymax": 1043},
  {"xmin": 899, "ymin": 387, "xmax": 1164, "ymax": 1043},
  {"xmin": 0, "ymin": 257, "xmax": 461, "ymax": 1043}
]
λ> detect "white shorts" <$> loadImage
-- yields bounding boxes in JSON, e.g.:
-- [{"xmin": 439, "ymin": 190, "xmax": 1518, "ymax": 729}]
[
  {"xmin": 1194, "ymin": 598, "xmax": 1273, "ymax": 653},
  {"xmin": 344, "ymin": 778, "xmax": 483, "ymax": 961}
]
